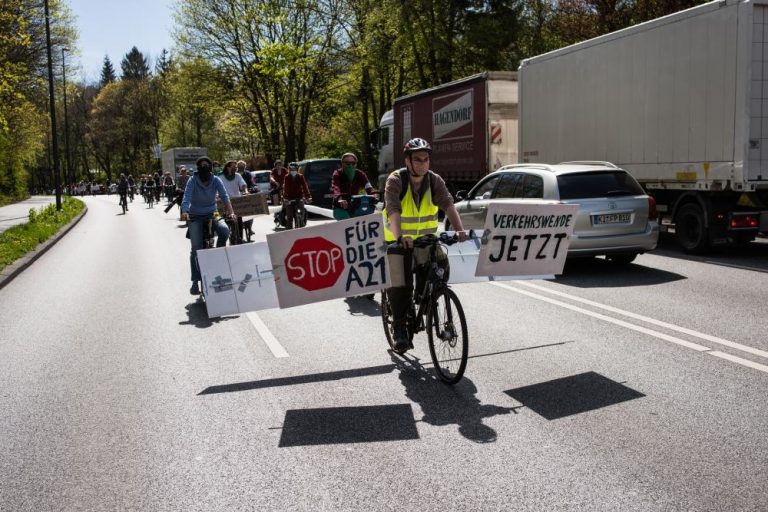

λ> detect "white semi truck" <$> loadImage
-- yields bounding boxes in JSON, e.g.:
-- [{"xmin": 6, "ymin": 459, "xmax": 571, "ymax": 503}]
[{"xmin": 519, "ymin": 0, "xmax": 768, "ymax": 252}]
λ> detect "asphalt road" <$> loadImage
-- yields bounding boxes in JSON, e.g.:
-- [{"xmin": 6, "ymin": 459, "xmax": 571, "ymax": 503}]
[
  {"xmin": 1, "ymin": 195, "xmax": 767, "ymax": 511},
  {"xmin": 0, "ymin": 196, "xmax": 56, "ymax": 234}
]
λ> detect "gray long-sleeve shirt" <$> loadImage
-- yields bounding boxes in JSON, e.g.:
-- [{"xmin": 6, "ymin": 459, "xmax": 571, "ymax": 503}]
[{"xmin": 384, "ymin": 169, "xmax": 454, "ymax": 217}]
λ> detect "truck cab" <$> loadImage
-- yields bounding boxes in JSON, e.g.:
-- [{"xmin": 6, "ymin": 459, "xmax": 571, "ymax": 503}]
[{"xmin": 372, "ymin": 110, "xmax": 394, "ymax": 190}]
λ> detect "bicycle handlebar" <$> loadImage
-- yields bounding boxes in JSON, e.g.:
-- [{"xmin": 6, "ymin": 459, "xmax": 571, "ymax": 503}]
[{"xmin": 389, "ymin": 230, "xmax": 478, "ymax": 249}]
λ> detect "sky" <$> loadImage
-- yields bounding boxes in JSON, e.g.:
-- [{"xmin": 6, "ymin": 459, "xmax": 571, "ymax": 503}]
[{"xmin": 67, "ymin": 0, "xmax": 176, "ymax": 82}]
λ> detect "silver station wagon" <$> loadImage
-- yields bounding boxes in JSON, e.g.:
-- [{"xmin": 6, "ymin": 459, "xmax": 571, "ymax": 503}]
[{"xmin": 449, "ymin": 162, "xmax": 659, "ymax": 264}]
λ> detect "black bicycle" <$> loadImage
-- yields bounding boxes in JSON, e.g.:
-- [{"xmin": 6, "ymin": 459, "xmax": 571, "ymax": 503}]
[
  {"xmin": 274, "ymin": 198, "xmax": 307, "ymax": 229},
  {"xmin": 118, "ymin": 192, "xmax": 128, "ymax": 214},
  {"xmin": 188, "ymin": 216, "xmax": 219, "ymax": 300},
  {"xmin": 381, "ymin": 232, "xmax": 469, "ymax": 384},
  {"xmin": 144, "ymin": 186, "xmax": 154, "ymax": 208}
]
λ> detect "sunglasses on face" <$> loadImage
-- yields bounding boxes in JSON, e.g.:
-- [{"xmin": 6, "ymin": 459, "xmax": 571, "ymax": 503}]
[
  {"xmin": 342, "ymin": 161, "xmax": 355, "ymax": 165},
  {"xmin": 411, "ymin": 156, "xmax": 430, "ymax": 163}
]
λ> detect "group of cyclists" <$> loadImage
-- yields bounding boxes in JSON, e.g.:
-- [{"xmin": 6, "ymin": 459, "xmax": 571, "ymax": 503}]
[
  {"xmin": 180, "ymin": 139, "xmax": 467, "ymax": 356},
  {"xmin": 114, "ymin": 171, "xmax": 182, "ymax": 211}
]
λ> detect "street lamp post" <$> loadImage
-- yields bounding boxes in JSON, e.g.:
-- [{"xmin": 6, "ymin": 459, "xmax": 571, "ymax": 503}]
[
  {"xmin": 62, "ymin": 47, "xmax": 72, "ymax": 194},
  {"xmin": 44, "ymin": 0, "xmax": 61, "ymax": 211}
]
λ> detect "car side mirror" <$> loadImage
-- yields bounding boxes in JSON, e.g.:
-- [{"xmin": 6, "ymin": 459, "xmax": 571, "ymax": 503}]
[
  {"xmin": 455, "ymin": 190, "xmax": 467, "ymax": 202},
  {"xmin": 482, "ymin": 191, "xmax": 492, "ymax": 200}
]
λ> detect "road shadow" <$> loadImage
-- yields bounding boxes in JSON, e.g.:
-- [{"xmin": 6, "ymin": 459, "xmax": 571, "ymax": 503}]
[
  {"xmin": 179, "ymin": 301, "xmax": 237, "ymax": 328},
  {"xmin": 650, "ymin": 233, "xmax": 768, "ymax": 272},
  {"xmin": 505, "ymin": 371, "xmax": 644, "ymax": 420},
  {"xmin": 344, "ymin": 295, "xmax": 380, "ymax": 317},
  {"xmin": 392, "ymin": 353, "xmax": 516, "ymax": 443},
  {"xmin": 197, "ymin": 343, "xmax": 567, "ymax": 396},
  {"xmin": 555, "ymin": 257, "xmax": 686, "ymax": 288},
  {"xmin": 278, "ymin": 404, "xmax": 419, "ymax": 447},
  {"xmin": 198, "ymin": 363, "xmax": 397, "ymax": 395}
]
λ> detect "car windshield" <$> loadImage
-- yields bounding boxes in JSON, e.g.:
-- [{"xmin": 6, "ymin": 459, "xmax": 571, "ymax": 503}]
[
  {"xmin": 305, "ymin": 161, "xmax": 339, "ymax": 185},
  {"xmin": 556, "ymin": 171, "xmax": 644, "ymax": 200}
]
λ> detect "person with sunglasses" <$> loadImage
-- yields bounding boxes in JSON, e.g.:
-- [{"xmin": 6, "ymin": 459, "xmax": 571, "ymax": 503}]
[
  {"xmin": 181, "ymin": 156, "xmax": 236, "ymax": 295},
  {"xmin": 383, "ymin": 137, "xmax": 469, "ymax": 353},
  {"xmin": 331, "ymin": 152, "xmax": 376, "ymax": 220}
]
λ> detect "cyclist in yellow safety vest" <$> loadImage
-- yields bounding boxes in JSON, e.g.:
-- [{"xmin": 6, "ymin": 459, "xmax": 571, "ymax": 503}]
[{"xmin": 383, "ymin": 137, "xmax": 468, "ymax": 353}]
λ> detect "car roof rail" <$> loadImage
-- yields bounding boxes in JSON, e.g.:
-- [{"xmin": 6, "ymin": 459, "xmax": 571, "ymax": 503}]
[
  {"xmin": 498, "ymin": 163, "xmax": 558, "ymax": 172},
  {"xmin": 558, "ymin": 160, "xmax": 620, "ymax": 169}
]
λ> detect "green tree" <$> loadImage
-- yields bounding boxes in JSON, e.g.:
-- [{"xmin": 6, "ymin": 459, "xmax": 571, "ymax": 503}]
[
  {"xmin": 121, "ymin": 46, "xmax": 150, "ymax": 80},
  {"xmin": 175, "ymin": 0, "xmax": 344, "ymax": 162},
  {"xmin": 99, "ymin": 55, "xmax": 116, "ymax": 88},
  {"xmin": 0, "ymin": 0, "xmax": 75, "ymax": 199}
]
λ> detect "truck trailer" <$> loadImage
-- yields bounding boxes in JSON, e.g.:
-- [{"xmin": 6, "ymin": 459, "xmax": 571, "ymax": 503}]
[
  {"xmin": 374, "ymin": 71, "xmax": 519, "ymax": 192},
  {"xmin": 161, "ymin": 147, "xmax": 208, "ymax": 181},
  {"xmin": 519, "ymin": 0, "xmax": 768, "ymax": 252}
]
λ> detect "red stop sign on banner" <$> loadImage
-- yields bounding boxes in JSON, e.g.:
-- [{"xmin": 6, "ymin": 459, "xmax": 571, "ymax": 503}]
[{"xmin": 284, "ymin": 237, "xmax": 345, "ymax": 291}]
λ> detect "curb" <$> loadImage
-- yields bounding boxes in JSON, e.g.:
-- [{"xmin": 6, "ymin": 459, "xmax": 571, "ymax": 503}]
[{"xmin": 0, "ymin": 205, "xmax": 88, "ymax": 291}]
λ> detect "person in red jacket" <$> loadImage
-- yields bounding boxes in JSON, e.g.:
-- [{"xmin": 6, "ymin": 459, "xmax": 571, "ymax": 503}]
[
  {"xmin": 282, "ymin": 163, "xmax": 312, "ymax": 229},
  {"xmin": 270, "ymin": 160, "xmax": 289, "ymax": 205}
]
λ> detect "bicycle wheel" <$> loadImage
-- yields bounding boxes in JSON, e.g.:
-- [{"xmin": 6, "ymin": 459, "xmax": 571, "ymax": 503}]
[
  {"xmin": 427, "ymin": 287, "xmax": 468, "ymax": 384},
  {"xmin": 294, "ymin": 207, "xmax": 306, "ymax": 228},
  {"xmin": 380, "ymin": 290, "xmax": 397, "ymax": 351}
]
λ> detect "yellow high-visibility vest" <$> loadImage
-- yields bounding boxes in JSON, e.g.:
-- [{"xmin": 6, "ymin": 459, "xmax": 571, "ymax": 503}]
[{"xmin": 383, "ymin": 169, "xmax": 439, "ymax": 242}]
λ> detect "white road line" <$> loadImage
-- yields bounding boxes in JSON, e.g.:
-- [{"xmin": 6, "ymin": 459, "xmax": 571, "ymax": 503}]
[
  {"xmin": 704, "ymin": 261, "xmax": 768, "ymax": 274},
  {"xmin": 246, "ymin": 312, "xmax": 289, "ymax": 358},
  {"xmin": 490, "ymin": 282, "xmax": 710, "ymax": 352},
  {"xmin": 514, "ymin": 281, "xmax": 768, "ymax": 361},
  {"xmin": 709, "ymin": 351, "xmax": 768, "ymax": 374}
]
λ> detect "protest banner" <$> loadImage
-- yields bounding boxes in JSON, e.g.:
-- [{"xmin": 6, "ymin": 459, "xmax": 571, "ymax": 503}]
[
  {"xmin": 217, "ymin": 194, "xmax": 269, "ymax": 217},
  {"xmin": 475, "ymin": 202, "xmax": 578, "ymax": 277},
  {"xmin": 267, "ymin": 214, "xmax": 389, "ymax": 308},
  {"xmin": 197, "ymin": 242, "xmax": 279, "ymax": 318}
]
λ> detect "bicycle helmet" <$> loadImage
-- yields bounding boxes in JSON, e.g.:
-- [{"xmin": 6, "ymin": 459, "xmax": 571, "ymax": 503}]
[{"xmin": 403, "ymin": 137, "xmax": 432, "ymax": 155}]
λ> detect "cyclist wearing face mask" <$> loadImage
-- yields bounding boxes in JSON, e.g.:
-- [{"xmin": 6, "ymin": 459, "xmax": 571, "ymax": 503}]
[
  {"xmin": 331, "ymin": 152, "xmax": 375, "ymax": 220},
  {"xmin": 181, "ymin": 156, "xmax": 236, "ymax": 295}
]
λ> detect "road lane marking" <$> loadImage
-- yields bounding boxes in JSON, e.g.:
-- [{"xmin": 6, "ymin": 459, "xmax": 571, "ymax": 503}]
[
  {"xmin": 704, "ymin": 261, "xmax": 768, "ymax": 274},
  {"xmin": 246, "ymin": 312, "xmax": 289, "ymax": 358},
  {"xmin": 709, "ymin": 351, "xmax": 768, "ymax": 374},
  {"xmin": 514, "ymin": 281, "xmax": 768, "ymax": 361},
  {"xmin": 490, "ymin": 282, "xmax": 710, "ymax": 352}
]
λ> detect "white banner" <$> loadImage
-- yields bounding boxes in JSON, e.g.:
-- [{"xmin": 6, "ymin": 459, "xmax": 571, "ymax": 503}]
[
  {"xmin": 475, "ymin": 202, "xmax": 578, "ymax": 277},
  {"xmin": 444, "ymin": 238, "xmax": 555, "ymax": 283},
  {"xmin": 197, "ymin": 242, "xmax": 279, "ymax": 318},
  {"xmin": 267, "ymin": 214, "xmax": 389, "ymax": 309}
]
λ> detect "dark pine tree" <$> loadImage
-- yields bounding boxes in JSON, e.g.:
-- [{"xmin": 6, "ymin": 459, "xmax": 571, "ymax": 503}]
[
  {"xmin": 121, "ymin": 46, "xmax": 150, "ymax": 80},
  {"xmin": 155, "ymin": 48, "xmax": 172, "ymax": 76},
  {"xmin": 99, "ymin": 55, "xmax": 117, "ymax": 88}
]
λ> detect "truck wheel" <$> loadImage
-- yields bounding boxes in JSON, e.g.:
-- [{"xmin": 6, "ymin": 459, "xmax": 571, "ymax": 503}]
[{"xmin": 676, "ymin": 203, "xmax": 709, "ymax": 254}]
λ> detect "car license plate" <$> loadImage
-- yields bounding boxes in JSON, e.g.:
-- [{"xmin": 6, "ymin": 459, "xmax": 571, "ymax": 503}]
[{"xmin": 593, "ymin": 213, "xmax": 631, "ymax": 225}]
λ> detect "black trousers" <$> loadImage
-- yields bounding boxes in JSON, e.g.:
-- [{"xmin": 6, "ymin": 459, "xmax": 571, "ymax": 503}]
[{"xmin": 386, "ymin": 246, "xmax": 429, "ymax": 329}]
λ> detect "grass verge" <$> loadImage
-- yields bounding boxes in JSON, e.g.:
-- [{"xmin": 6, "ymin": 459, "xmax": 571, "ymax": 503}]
[{"xmin": 0, "ymin": 196, "xmax": 85, "ymax": 272}]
